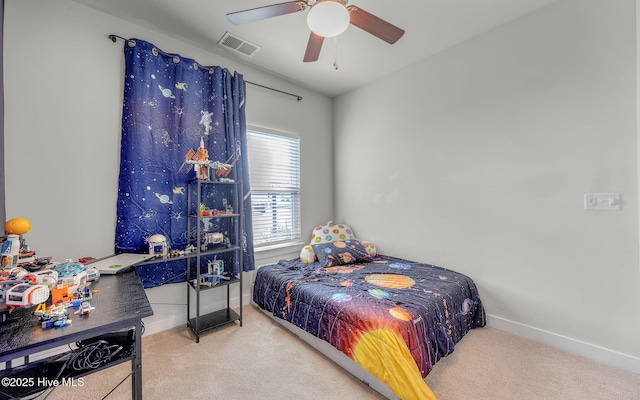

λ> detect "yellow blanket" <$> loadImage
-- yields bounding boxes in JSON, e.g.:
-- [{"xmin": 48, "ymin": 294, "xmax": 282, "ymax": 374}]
[{"xmin": 353, "ymin": 328, "xmax": 437, "ymax": 400}]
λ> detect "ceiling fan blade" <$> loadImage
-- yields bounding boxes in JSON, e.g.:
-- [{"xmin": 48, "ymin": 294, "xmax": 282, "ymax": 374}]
[
  {"xmin": 347, "ymin": 6, "xmax": 405, "ymax": 44},
  {"xmin": 303, "ymin": 32, "xmax": 324, "ymax": 62},
  {"xmin": 227, "ymin": 1, "xmax": 307, "ymax": 25}
]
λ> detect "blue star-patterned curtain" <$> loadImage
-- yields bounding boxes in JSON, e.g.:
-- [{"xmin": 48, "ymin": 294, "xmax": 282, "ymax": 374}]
[{"xmin": 115, "ymin": 38, "xmax": 254, "ymax": 288}]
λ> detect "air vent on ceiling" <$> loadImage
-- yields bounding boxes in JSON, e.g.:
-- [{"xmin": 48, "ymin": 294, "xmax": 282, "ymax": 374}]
[{"xmin": 218, "ymin": 32, "xmax": 261, "ymax": 57}]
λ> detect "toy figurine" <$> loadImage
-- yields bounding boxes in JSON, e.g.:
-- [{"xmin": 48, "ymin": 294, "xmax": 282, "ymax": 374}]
[
  {"xmin": 74, "ymin": 301, "xmax": 94, "ymax": 316},
  {"xmin": 2, "ymin": 218, "xmax": 38, "ymax": 268},
  {"xmin": 53, "ymin": 318, "xmax": 72, "ymax": 328},
  {"xmin": 36, "ymin": 303, "xmax": 72, "ymax": 329}
]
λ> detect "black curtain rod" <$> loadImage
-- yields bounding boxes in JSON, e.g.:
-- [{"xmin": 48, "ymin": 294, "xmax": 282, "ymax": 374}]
[
  {"xmin": 108, "ymin": 34, "xmax": 302, "ymax": 101},
  {"xmin": 245, "ymin": 81, "xmax": 302, "ymax": 101}
]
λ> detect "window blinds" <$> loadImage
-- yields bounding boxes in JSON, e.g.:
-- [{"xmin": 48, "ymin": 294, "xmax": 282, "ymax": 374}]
[{"xmin": 247, "ymin": 130, "xmax": 301, "ymax": 246}]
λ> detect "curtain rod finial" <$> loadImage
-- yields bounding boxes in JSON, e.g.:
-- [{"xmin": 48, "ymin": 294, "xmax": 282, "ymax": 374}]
[{"xmin": 108, "ymin": 34, "xmax": 128, "ymax": 43}]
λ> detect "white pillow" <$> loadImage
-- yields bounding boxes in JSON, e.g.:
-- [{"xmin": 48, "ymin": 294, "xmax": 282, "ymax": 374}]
[{"xmin": 310, "ymin": 221, "xmax": 356, "ymax": 244}]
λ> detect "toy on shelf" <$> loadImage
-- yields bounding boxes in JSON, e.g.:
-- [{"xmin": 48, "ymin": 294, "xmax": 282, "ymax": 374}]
[
  {"xmin": 193, "ymin": 260, "xmax": 228, "ymax": 287},
  {"xmin": 201, "ymin": 232, "xmax": 230, "ymax": 250},
  {"xmin": 211, "ymin": 199, "xmax": 235, "ymax": 216},
  {"xmin": 178, "ymin": 137, "xmax": 235, "ymax": 181},
  {"xmin": 199, "ymin": 203, "xmax": 214, "ymax": 217}
]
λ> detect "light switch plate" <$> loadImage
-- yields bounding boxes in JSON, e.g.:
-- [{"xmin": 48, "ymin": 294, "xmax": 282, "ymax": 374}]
[{"xmin": 584, "ymin": 193, "xmax": 621, "ymax": 211}]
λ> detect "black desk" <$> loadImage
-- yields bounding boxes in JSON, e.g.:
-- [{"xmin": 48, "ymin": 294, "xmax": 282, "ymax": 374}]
[{"xmin": 0, "ymin": 271, "xmax": 153, "ymax": 399}]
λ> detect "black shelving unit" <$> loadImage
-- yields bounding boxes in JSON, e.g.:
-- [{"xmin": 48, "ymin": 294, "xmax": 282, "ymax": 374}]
[{"xmin": 186, "ymin": 179, "xmax": 243, "ymax": 343}]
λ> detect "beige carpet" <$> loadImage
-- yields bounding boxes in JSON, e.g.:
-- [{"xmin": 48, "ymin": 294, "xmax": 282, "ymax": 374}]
[{"xmin": 47, "ymin": 305, "xmax": 640, "ymax": 400}]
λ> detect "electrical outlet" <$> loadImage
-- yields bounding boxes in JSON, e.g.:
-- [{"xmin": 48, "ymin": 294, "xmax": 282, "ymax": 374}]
[{"xmin": 584, "ymin": 193, "xmax": 621, "ymax": 211}]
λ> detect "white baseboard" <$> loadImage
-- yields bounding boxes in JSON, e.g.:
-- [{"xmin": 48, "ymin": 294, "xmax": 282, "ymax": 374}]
[
  {"xmin": 142, "ymin": 304, "xmax": 187, "ymax": 336},
  {"xmin": 486, "ymin": 314, "xmax": 640, "ymax": 375}
]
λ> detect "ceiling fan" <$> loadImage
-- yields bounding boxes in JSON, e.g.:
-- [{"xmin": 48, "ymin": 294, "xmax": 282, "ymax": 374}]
[{"xmin": 227, "ymin": 0, "xmax": 405, "ymax": 63}]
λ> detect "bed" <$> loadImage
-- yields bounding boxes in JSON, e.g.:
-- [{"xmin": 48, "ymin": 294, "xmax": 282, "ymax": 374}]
[{"xmin": 253, "ymin": 231, "xmax": 485, "ymax": 400}]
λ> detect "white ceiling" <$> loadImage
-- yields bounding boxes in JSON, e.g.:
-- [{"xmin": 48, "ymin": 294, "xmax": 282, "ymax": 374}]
[{"xmin": 72, "ymin": 0, "xmax": 560, "ymax": 97}]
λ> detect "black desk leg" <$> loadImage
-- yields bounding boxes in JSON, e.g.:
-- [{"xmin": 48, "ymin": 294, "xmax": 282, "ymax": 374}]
[{"xmin": 132, "ymin": 320, "xmax": 144, "ymax": 400}]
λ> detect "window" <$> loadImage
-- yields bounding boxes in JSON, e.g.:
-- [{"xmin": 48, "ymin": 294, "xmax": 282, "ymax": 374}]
[{"xmin": 247, "ymin": 128, "xmax": 301, "ymax": 247}]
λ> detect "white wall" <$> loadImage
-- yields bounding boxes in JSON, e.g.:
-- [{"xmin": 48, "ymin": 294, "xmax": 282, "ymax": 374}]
[
  {"xmin": 3, "ymin": 0, "xmax": 333, "ymax": 332},
  {"xmin": 334, "ymin": 0, "xmax": 640, "ymax": 372}
]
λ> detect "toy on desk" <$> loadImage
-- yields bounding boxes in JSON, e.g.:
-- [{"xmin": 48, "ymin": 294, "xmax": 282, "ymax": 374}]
[
  {"xmin": 21, "ymin": 257, "xmax": 52, "ymax": 272},
  {"xmin": 53, "ymin": 318, "xmax": 72, "ymax": 327},
  {"xmin": 5, "ymin": 283, "xmax": 50, "ymax": 307},
  {"xmin": 0, "ymin": 268, "xmax": 54, "ymax": 312},
  {"xmin": 1, "ymin": 236, "xmax": 20, "ymax": 268},
  {"xmin": 0, "ymin": 266, "xmax": 28, "ymax": 281},
  {"xmin": 35, "ymin": 303, "xmax": 72, "ymax": 328},
  {"xmin": 84, "ymin": 267, "xmax": 100, "ymax": 282},
  {"xmin": 74, "ymin": 301, "xmax": 94, "ymax": 316},
  {"xmin": 23, "ymin": 268, "xmax": 58, "ymax": 288},
  {"xmin": 178, "ymin": 137, "xmax": 235, "ymax": 180},
  {"xmin": 0, "ymin": 278, "xmax": 50, "ymax": 321},
  {"xmin": 75, "ymin": 258, "xmax": 100, "ymax": 281},
  {"xmin": 158, "ymin": 243, "xmax": 203, "ymax": 259},
  {"xmin": 49, "ymin": 261, "xmax": 96, "ymax": 305},
  {"xmin": 77, "ymin": 283, "xmax": 92, "ymax": 300},
  {"xmin": 1, "ymin": 218, "xmax": 41, "ymax": 270},
  {"xmin": 54, "ymin": 266, "xmax": 88, "ymax": 287},
  {"xmin": 0, "ymin": 255, "xmax": 100, "ymax": 324},
  {"xmin": 50, "ymin": 282, "xmax": 72, "ymax": 304},
  {"xmin": 50, "ymin": 281, "xmax": 93, "ymax": 305},
  {"xmin": 148, "ymin": 234, "xmax": 169, "ymax": 257},
  {"xmin": 0, "ymin": 279, "xmax": 28, "ymax": 302},
  {"xmin": 52, "ymin": 260, "xmax": 98, "ymax": 282}
]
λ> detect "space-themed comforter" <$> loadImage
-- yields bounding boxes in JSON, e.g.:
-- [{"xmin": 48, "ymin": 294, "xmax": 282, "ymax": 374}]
[{"xmin": 253, "ymin": 255, "xmax": 485, "ymax": 400}]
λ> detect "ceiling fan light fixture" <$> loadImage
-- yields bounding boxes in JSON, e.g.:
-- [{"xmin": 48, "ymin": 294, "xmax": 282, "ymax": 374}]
[{"xmin": 307, "ymin": 1, "xmax": 350, "ymax": 38}]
